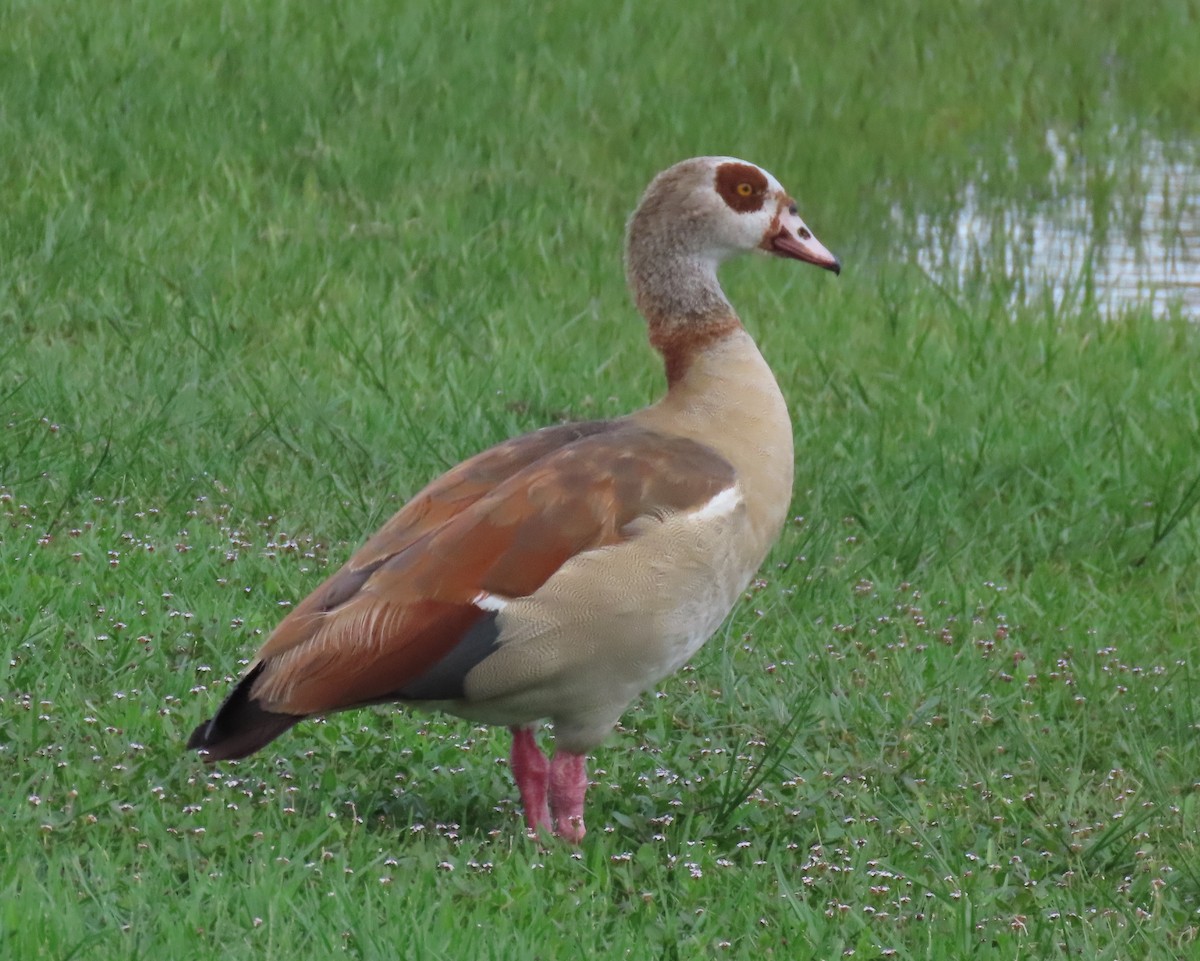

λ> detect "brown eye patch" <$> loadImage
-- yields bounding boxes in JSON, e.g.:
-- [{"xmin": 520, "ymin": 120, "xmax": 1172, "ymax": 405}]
[{"xmin": 715, "ymin": 162, "xmax": 768, "ymax": 213}]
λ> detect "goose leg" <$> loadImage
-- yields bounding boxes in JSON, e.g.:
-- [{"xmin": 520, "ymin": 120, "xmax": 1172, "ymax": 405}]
[
  {"xmin": 510, "ymin": 726, "xmax": 551, "ymax": 835},
  {"xmin": 549, "ymin": 750, "xmax": 588, "ymax": 843}
]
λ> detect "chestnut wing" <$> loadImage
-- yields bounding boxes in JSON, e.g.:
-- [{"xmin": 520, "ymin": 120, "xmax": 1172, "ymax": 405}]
[{"xmin": 247, "ymin": 424, "xmax": 736, "ymax": 715}]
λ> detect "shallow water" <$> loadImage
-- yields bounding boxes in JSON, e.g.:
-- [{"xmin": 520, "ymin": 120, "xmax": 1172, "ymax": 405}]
[{"xmin": 909, "ymin": 135, "xmax": 1200, "ymax": 319}]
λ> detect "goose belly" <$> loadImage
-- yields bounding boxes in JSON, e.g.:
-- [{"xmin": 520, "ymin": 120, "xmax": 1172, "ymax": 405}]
[{"xmin": 453, "ymin": 501, "xmax": 760, "ymax": 750}]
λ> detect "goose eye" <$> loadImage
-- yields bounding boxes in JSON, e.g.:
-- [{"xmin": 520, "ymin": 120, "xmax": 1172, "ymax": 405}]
[{"xmin": 736, "ymin": 182, "xmax": 754, "ymax": 197}]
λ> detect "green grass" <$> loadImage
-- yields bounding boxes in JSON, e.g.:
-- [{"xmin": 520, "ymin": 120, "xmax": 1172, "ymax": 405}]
[{"xmin": 3, "ymin": 0, "xmax": 1200, "ymax": 958}]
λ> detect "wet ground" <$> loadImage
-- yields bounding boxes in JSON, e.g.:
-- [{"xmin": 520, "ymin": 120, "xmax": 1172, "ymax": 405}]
[{"xmin": 910, "ymin": 135, "xmax": 1199, "ymax": 318}]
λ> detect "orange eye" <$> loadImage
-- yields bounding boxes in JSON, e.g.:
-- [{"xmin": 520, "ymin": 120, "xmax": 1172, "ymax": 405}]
[{"xmin": 736, "ymin": 182, "xmax": 754, "ymax": 197}]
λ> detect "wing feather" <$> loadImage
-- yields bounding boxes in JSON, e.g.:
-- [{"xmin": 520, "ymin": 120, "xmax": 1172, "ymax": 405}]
[{"xmin": 231, "ymin": 421, "xmax": 736, "ymax": 721}]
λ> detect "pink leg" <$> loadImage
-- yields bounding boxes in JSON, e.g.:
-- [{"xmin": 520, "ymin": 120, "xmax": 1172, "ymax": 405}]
[
  {"xmin": 509, "ymin": 727, "xmax": 550, "ymax": 835},
  {"xmin": 549, "ymin": 750, "xmax": 588, "ymax": 843}
]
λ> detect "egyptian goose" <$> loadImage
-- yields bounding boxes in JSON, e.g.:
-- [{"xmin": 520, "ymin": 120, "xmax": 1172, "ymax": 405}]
[{"xmin": 188, "ymin": 156, "xmax": 840, "ymax": 841}]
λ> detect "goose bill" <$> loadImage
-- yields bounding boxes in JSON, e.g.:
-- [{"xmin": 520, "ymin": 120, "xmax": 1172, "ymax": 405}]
[{"xmin": 769, "ymin": 228, "xmax": 841, "ymax": 274}]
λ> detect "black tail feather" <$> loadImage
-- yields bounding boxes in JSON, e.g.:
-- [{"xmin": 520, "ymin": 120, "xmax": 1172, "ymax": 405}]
[{"xmin": 186, "ymin": 663, "xmax": 303, "ymax": 761}]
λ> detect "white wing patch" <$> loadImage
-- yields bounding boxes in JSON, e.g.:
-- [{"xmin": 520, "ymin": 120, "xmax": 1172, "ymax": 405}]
[
  {"xmin": 688, "ymin": 484, "xmax": 743, "ymax": 523},
  {"xmin": 472, "ymin": 590, "xmax": 511, "ymax": 612}
]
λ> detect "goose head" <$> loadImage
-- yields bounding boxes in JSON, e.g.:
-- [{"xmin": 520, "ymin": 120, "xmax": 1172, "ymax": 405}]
[
  {"xmin": 625, "ymin": 157, "xmax": 839, "ymax": 343},
  {"xmin": 626, "ymin": 156, "xmax": 840, "ymax": 279}
]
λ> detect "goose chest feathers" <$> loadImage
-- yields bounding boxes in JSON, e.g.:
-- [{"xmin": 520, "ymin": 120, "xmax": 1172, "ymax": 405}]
[{"xmin": 188, "ymin": 156, "xmax": 841, "ymax": 842}]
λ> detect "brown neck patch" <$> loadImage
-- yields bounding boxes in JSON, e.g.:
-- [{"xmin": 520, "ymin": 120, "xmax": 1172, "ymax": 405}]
[
  {"xmin": 649, "ymin": 313, "xmax": 743, "ymax": 388},
  {"xmin": 714, "ymin": 162, "xmax": 768, "ymax": 214}
]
